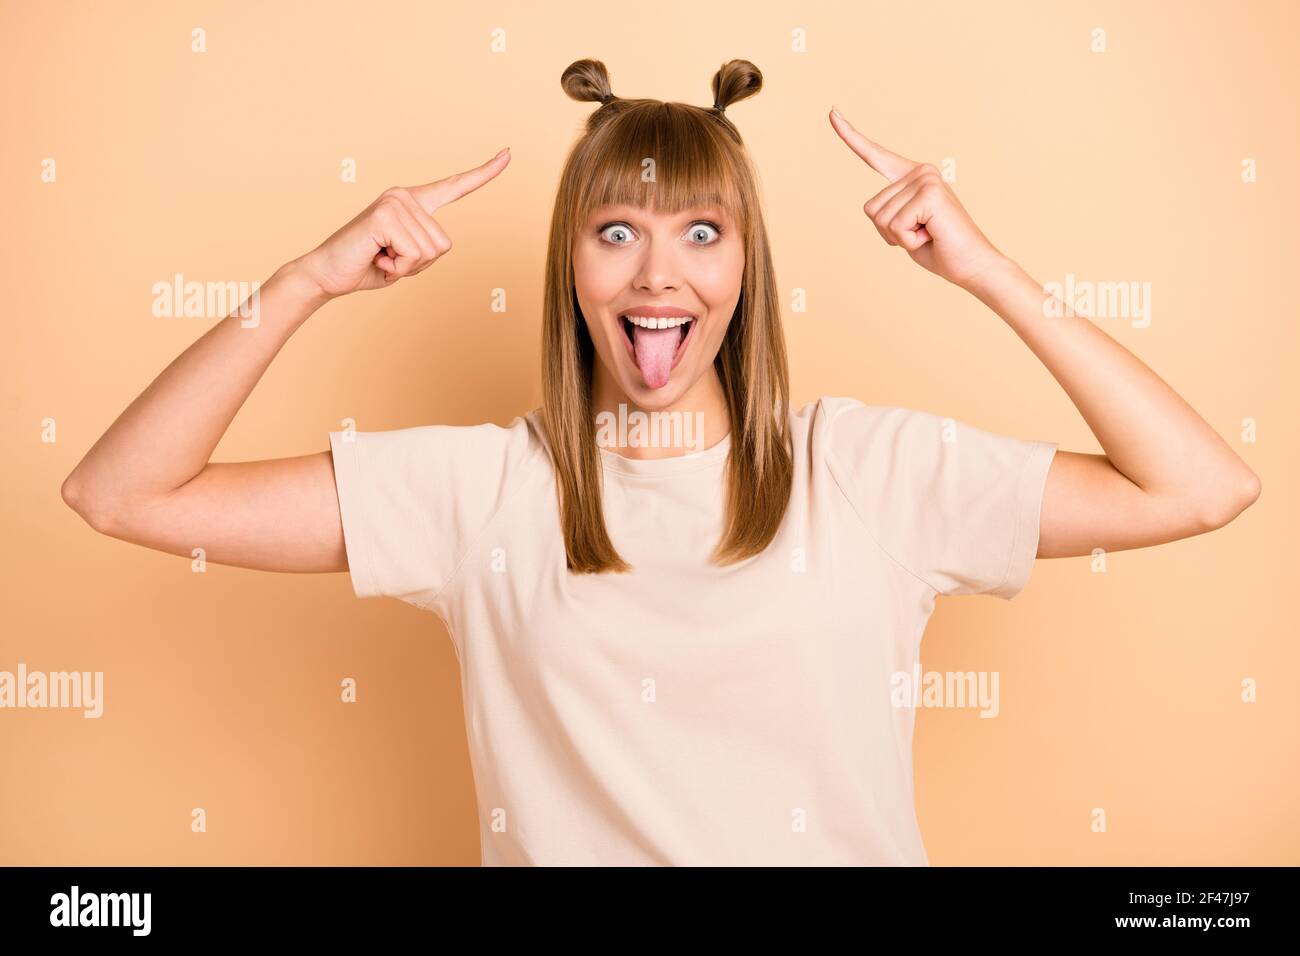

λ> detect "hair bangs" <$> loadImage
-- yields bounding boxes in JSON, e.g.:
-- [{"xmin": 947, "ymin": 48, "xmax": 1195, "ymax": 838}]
[{"xmin": 571, "ymin": 105, "xmax": 750, "ymax": 239}]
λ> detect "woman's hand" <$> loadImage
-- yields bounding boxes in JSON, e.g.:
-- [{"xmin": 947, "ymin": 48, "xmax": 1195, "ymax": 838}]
[
  {"xmin": 295, "ymin": 147, "xmax": 511, "ymax": 299},
  {"xmin": 829, "ymin": 109, "xmax": 1005, "ymax": 291}
]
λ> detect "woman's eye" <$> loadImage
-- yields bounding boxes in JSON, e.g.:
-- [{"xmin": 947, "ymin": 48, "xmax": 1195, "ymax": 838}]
[
  {"xmin": 686, "ymin": 222, "xmax": 722, "ymax": 244},
  {"xmin": 597, "ymin": 221, "xmax": 724, "ymax": 246},
  {"xmin": 600, "ymin": 223, "xmax": 635, "ymax": 245}
]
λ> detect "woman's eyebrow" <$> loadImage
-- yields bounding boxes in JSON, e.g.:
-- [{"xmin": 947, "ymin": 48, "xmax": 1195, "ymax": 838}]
[{"xmin": 592, "ymin": 205, "xmax": 729, "ymax": 222}]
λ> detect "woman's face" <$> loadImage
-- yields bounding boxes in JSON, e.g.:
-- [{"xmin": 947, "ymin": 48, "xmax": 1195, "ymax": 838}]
[{"xmin": 573, "ymin": 202, "xmax": 744, "ymax": 409}]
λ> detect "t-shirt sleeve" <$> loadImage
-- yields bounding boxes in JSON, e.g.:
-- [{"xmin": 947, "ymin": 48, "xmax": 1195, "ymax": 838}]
[
  {"xmin": 824, "ymin": 397, "xmax": 1058, "ymax": 599},
  {"xmin": 327, "ymin": 416, "xmax": 534, "ymax": 611}
]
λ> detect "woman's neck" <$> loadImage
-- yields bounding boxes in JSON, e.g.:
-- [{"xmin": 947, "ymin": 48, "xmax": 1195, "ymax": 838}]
[{"xmin": 590, "ymin": 364, "xmax": 732, "ymax": 460}]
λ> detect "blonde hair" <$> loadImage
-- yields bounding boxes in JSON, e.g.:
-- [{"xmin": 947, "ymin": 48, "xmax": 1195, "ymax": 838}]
[{"xmin": 542, "ymin": 57, "xmax": 793, "ymax": 573}]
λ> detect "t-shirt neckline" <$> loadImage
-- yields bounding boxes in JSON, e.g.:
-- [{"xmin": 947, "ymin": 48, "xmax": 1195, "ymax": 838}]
[{"xmin": 598, "ymin": 430, "xmax": 732, "ymax": 476}]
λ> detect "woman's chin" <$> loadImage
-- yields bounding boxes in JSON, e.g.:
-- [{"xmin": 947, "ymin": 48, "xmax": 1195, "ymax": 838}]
[
  {"xmin": 594, "ymin": 348, "xmax": 701, "ymax": 409},
  {"xmin": 623, "ymin": 370, "xmax": 687, "ymax": 408}
]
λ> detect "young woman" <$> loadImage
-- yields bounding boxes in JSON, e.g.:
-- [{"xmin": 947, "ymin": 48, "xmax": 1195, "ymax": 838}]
[{"xmin": 61, "ymin": 58, "xmax": 1260, "ymax": 866}]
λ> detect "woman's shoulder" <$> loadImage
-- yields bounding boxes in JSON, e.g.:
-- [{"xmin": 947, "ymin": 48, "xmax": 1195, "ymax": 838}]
[
  {"xmin": 792, "ymin": 394, "xmax": 899, "ymax": 422},
  {"xmin": 791, "ymin": 394, "xmax": 908, "ymax": 437},
  {"xmin": 452, "ymin": 409, "xmax": 550, "ymax": 473},
  {"xmin": 791, "ymin": 395, "xmax": 958, "ymax": 467},
  {"xmin": 333, "ymin": 409, "xmax": 549, "ymax": 476}
]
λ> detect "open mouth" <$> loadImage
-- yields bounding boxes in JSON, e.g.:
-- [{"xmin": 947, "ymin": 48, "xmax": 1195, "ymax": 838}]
[{"xmin": 619, "ymin": 314, "xmax": 698, "ymax": 390}]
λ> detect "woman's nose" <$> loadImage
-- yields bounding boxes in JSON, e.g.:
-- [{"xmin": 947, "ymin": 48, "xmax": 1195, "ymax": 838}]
[{"xmin": 632, "ymin": 239, "xmax": 682, "ymax": 293}]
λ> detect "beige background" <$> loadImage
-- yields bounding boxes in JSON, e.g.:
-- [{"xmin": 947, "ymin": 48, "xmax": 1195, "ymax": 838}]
[{"xmin": 1, "ymin": 0, "xmax": 1295, "ymax": 865}]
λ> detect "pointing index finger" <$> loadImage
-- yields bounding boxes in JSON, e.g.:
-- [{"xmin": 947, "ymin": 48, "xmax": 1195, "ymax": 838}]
[
  {"xmin": 828, "ymin": 109, "xmax": 916, "ymax": 183},
  {"xmin": 409, "ymin": 148, "xmax": 511, "ymax": 213}
]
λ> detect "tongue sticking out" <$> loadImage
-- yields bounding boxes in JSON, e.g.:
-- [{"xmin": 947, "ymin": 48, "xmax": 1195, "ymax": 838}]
[{"xmin": 631, "ymin": 323, "xmax": 684, "ymax": 389}]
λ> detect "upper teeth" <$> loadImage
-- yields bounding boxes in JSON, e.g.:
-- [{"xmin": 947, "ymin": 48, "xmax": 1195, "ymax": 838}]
[{"xmin": 623, "ymin": 315, "xmax": 693, "ymax": 329}]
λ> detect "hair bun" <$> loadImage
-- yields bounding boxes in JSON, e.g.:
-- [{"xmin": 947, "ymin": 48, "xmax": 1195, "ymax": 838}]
[
  {"xmin": 711, "ymin": 59, "xmax": 762, "ymax": 112},
  {"xmin": 561, "ymin": 58, "xmax": 616, "ymax": 105}
]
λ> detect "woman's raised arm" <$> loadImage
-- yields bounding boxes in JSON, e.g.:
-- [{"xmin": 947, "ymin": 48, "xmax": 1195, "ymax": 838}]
[
  {"xmin": 827, "ymin": 109, "xmax": 1260, "ymax": 558},
  {"xmin": 60, "ymin": 149, "xmax": 511, "ymax": 573}
]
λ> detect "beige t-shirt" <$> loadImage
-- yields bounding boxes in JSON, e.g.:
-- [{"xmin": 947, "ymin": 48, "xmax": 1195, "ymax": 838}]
[{"xmin": 328, "ymin": 396, "xmax": 1058, "ymax": 866}]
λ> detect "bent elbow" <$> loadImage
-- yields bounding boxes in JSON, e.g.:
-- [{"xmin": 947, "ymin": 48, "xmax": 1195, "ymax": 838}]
[
  {"xmin": 60, "ymin": 470, "xmax": 85, "ymax": 514},
  {"xmin": 1241, "ymin": 470, "xmax": 1262, "ymax": 508},
  {"xmin": 1200, "ymin": 470, "xmax": 1262, "ymax": 531},
  {"xmin": 60, "ymin": 472, "xmax": 119, "ymax": 536}
]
